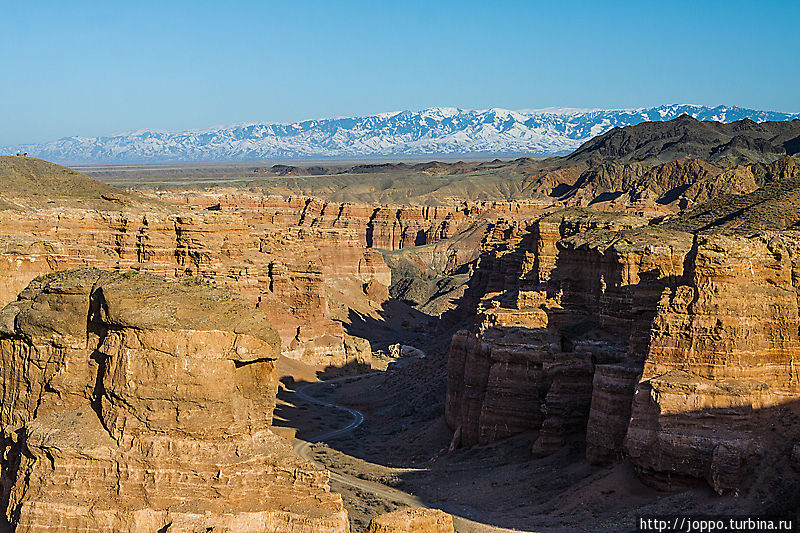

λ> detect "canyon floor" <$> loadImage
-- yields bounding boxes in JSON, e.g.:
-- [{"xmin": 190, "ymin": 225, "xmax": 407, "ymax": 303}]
[{"xmin": 275, "ymin": 353, "xmax": 783, "ymax": 533}]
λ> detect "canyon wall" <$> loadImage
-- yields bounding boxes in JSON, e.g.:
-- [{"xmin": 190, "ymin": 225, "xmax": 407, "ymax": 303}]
[
  {"xmin": 0, "ymin": 269, "xmax": 349, "ymax": 531},
  {"xmin": 0, "ymin": 189, "xmax": 548, "ymax": 373},
  {"xmin": 149, "ymin": 190, "xmax": 549, "ymax": 250},
  {"xmin": 445, "ymin": 209, "xmax": 800, "ymax": 493},
  {"xmin": 625, "ymin": 233, "xmax": 800, "ymax": 492},
  {"xmin": 0, "ymin": 206, "xmax": 390, "ymax": 370},
  {"xmin": 447, "ymin": 210, "xmax": 675, "ymax": 448}
]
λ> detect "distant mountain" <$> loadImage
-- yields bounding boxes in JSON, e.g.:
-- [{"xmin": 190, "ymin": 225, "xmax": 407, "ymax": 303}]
[{"xmin": 6, "ymin": 105, "xmax": 800, "ymax": 164}]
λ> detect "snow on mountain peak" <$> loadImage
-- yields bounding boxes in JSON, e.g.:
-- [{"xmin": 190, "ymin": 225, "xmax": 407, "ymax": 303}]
[{"xmin": 5, "ymin": 104, "xmax": 799, "ymax": 164}]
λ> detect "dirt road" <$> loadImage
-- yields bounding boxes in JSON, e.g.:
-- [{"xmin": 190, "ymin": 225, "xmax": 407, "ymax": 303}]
[
  {"xmin": 285, "ymin": 374, "xmax": 530, "ymax": 533},
  {"xmin": 290, "ymin": 374, "xmax": 424, "ymax": 507}
]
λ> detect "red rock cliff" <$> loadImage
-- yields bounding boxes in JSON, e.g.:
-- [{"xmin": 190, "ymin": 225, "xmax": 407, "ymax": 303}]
[
  {"xmin": 0, "ymin": 269, "xmax": 349, "ymax": 531},
  {"xmin": 625, "ymin": 233, "xmax": 800, "ymax": 493},
  {"xmin": 446, "ymin": 210, "xmax": 800, "ymax": 493}
]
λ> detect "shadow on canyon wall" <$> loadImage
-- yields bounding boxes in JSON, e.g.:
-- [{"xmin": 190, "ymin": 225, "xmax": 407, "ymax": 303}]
[
  {"xmin": 274, "ymin": 214, "xmax": 800, "ymax": 530},
  {"xmin": 276, "ymin": 363, "xmax": 800, "ymax": 533}
]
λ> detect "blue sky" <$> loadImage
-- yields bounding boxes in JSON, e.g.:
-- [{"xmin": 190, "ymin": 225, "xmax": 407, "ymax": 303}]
[{"xmin": 2, "ymin": 0, "xmax": 798, "ymax": 145}]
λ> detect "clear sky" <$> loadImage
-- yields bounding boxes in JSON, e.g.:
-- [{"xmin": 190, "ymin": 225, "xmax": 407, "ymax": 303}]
[{"xmin": 2, "ymin": 0, "xmax": 798, "ymax": 145}]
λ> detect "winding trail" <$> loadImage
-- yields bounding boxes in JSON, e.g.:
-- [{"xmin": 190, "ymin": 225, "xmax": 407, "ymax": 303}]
[
  {"xmin": 285, "ymin": 373, "xmax": 528, "ymax": 532},
  {"xmin": 288, "ymin": 373, "xmax": 424, "ymax": 507}
]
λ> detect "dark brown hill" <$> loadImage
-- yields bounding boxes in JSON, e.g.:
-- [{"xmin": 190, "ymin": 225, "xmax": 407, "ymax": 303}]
[
  {"xmin": 564, "ymin": 115, "xmax": 800, "ymax": 166},
  {"xmin": 657, "ymin": 155, "xmax": 800, "ymax": 233},
  {"xmin": 240, "ymin": 118, "xmax": 800, "ymax": 207}
]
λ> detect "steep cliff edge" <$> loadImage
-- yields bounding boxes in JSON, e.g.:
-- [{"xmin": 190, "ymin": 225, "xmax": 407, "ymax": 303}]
[
  {"xmin": 445, "ymin": 207, "xmax": 800, "ymax": 496},
  {"xmin": 149, "ymin": 190, "xmax": 549, "ymax": 251},
  {"xmin": 0, "ymin": 269, "xmax": 349, "ymax": 531},
  {"xmin": 625, "ymin": 233, "xmax": 800, "ymax": 493}
]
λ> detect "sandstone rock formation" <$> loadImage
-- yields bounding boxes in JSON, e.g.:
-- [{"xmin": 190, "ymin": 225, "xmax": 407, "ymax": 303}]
[
  {"xmin": 0, "ymin": 202, "xmax": 390, "ymax": 371},
  {"xmin": 447, "ymin": 209, "xmax": 689, "ymax": 449},
  {"xmin": 584, "ymin": 363, "xmax": 641, "ymax": 464},
  {"xmin": 366, "ymin": 508, "xmax": 454, "ymax": 533},
  {"xmin": 445, "ymin": 207, "xmax": 800, "ymax": 494},
  {"xmin": 0, "ymin": 269, "xmax": 348, "ymax": 531},
  {"xmin": 624, "ymin": 232, "xmax": 800, "ymax": 493}
]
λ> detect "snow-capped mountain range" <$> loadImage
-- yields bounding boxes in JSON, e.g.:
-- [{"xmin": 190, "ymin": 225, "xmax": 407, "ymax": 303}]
[{"xmin": 7, "ymin": 104, "xmax": 800, "ymax": 164}]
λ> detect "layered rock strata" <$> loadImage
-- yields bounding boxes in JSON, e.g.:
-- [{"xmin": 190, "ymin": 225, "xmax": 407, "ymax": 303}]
[
  {"xmin": 624, "ymin": 233, "xmax": 800, "ymax": 493},
  {"xmin": 366, "ymin": 508, "xmax": 454, "ymax": 533},
  {"xmin": 148, "ymin": 191, "xmax": 549, "ymax": 250},
  {"xmin": 447, "ymin": 209, "xmax": 800, "ymax": 492},
  {"xmin": 0, "ymin": 207, "xmax": 390, "ymax": 370},
  {"xmin": 448, "ymin": 210, "xmax": 690, "ymax": 449},
  {"xmin": 0, "ymin": 269, "xmax": 348, "ymax": 531}
]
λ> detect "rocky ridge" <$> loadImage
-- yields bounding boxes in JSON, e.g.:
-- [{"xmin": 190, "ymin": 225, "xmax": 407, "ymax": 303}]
[
  {"xmin": 445, "ymin": 206, "xmax": 800, "ymax": 497},
  {"xmin": 568, "ymin": 114, "xmax": 800, "ymax": 165},
  {"xmin": 7, "ymin": 104, "xmax": 798, "ymax": 163},
  {"xmin": 0, "ymin": 269, "xmax": 348, "ymax": 531}
]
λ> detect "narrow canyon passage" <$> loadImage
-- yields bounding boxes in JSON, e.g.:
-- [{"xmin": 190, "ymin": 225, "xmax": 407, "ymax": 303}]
[{"xmin": 277, "ymin": 368, "xmax": 539, "ymax": 533}]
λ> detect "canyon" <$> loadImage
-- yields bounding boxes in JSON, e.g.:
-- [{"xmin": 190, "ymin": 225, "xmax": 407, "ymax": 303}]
[
  {"xmin": 2, "ymin": 115, "xmax": 800, "ymax": 531},
  {"xmin": 445, "ymin": 201, "xmax": 800, "ymax": 497}
]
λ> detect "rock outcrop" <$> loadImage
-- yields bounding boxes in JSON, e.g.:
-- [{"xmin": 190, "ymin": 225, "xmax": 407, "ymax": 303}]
[
  {"xmin": 0, "ymin": 205, "xmax": 390, "ymax": 371},
  {"xmin": 366, "ymin": 508, "xmax": 454, "ymax": 533},
  {"xmin": 446, "ymin": 208, "xmax": 800, "ymax": 494},
  {"xmin": 0, "ymin": 269, "xmax": 349, "ymax": 531},
  {"xmin": 562, "ymin": 158, "xmax": 761, "ymax": 209}
]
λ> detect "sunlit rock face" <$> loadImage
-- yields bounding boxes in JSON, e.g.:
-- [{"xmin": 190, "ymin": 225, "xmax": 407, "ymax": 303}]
[
  {"xmin": 625, "ymin": 233, "xmax": 800, "ymax": 493},
  {"xmin": 0, "ymin": 204, "xmax": 391, "ymax": 371},
  {"xmin": 0, "ymin": 269, "xmax": 349, "ymax": 532},
  {"xmin": 151, "ymin": 191, "xmax": 546, "ymax": 251},
  {"xmin": 366, "ymin": 507, "xmax": 454, "ymax": 533},
  {"xmin": 446, "ymin": 209, "xmax": 800, "ymax": 493},
  {"xmin": 295, "ymin": 199, "xmax": 469, "ymax": 251}
]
